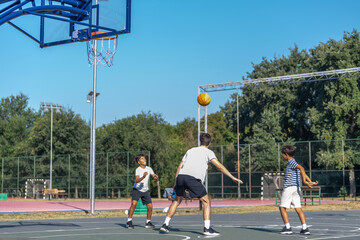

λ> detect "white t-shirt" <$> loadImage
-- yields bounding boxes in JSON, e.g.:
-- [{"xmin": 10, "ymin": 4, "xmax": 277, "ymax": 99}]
[
  {"xmin": 133, "ymin": 166, "xmax": 154, "ymax": 192},
  {"xmin": 178, "ymin": 146, "xmax": 217, "ymax": 182}
]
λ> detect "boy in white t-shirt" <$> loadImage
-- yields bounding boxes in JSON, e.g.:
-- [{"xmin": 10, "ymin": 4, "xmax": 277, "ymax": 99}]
[
  {"xmin": 126, "ymin": 154, "xmax": 158, "ymax": 229},
  {"xmin": 160, "ymin": 133, "xmax": 243, "ymax": 236}
]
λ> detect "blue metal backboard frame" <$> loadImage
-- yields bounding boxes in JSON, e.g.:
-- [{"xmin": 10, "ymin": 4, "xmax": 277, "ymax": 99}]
[{"xmin": 0, "ymin": 0, "xmax": 131, "ymax": 48}]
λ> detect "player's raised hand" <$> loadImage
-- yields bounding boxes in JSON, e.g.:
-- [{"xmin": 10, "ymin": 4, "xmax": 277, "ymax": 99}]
[
  {"xmin": 304, "ymin": 180, "xmax": 318, "ymax": 188},
  {"xmin": 309, "ymin": 180, "xmax": 318, "ymax": 186},
  {"xmin": 152, "ymin": 174, "xmax": 159, "ymax": 181},
  {"xmin": 232, "ymin": 177, "xmax": 243, "ymax": 184}
]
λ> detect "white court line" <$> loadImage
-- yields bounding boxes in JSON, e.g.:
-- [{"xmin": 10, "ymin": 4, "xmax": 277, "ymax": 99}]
[
  {"xmin": 312, "ymin": 234, "xmax": 360, "ymax": 239},
  {"xmin": 30, "ymin": 233, "xmax": 191, "ymax": 240}
]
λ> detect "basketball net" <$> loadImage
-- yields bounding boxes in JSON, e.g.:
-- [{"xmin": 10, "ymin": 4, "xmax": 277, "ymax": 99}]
[{"xmin": 87, "ymin": 32, "xmax": 118, "ymax": 67}]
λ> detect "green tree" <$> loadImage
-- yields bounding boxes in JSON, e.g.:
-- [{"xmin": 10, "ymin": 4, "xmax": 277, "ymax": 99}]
[
  {"xmin": 174, "ymin": 117, "xmax": 197, "ymax": 148},
  {"xmin": 29, "ymin": 108, "xmax": 89, "ymax": 192},
  {"xmin": 97, "ymin": 111, "xmax": 186, "ymax": 196},
  {"xmin": 221, "ymin": 30, "xmax": 360, "ymax": 195},
  {"xmin": 207, "ymin": 111, "xmax": 236, "ymax": 146},
  {"xmin": 0, "ymin": 94, "xmax": 38, "ymax": 193},
  {"xmin": 307, "ymin": 30, "xmax": 360, "ymax": 196},
  {"xmin": 244, "ymin": 107, "xmax": 293, "ymax": 171},
  {"xmin": 0, "ymin": 93, "xmax": 37, "ymax": 157}
]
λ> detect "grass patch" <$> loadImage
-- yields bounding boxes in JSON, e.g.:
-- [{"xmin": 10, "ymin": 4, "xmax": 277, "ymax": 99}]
[{"xmin": 1, "ymin": 201, "xmax": 359, "ymax": 222}]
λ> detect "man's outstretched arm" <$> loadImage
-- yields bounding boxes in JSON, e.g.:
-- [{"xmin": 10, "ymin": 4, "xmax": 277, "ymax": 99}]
[{"xmin": 211, "ymin": 159, "xmax": 243, "ymax": 184}]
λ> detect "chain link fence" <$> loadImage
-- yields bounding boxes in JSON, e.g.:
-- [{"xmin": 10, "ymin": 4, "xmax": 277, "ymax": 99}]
[
  {"xmin": 1, "ymin": 139, "xmax": 359, "ymax": 200},
  {"xmin": 0, "ymin": 151, "xmax": 150, "ymax": 199},
  {"xmin": 208, "ymin": 139, "xmax": 360, "ymax": 200}
]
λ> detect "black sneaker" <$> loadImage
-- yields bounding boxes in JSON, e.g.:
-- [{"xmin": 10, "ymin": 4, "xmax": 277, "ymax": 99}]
[
  {"xmin": 203, "ymin": 227, "xmax": 220, "ymax": 236},
  {"xmin": 300, "ymin": 228, "xmax": 310, "ymax": 235},
  {"xmin": 126, "ymin": 220, "xmax": 134, "ymax": 229},
  {"xmin": 145, "ymin": 221, "xmax": 155, "ymax": 229},
  {"xmin": 280, "ymin": 226, "xmax": 292, "ymax": 235},
  {"xmin": 160, "ymin": 224, "xmax": 169, "ymax": 233}
]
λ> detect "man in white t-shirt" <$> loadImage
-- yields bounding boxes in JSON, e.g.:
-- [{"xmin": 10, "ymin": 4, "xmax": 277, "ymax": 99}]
[
  {"xmin": 160, "ymin": 133, "xmax": 243, "ymax": 236},
  {"xmin": 126, "ymin": 154, "xmax": 158, "ymax": 229}
]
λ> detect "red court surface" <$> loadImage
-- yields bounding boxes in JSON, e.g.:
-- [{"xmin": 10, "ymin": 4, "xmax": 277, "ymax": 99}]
[{"xmin": 0, "ymin": 199, "xmax": 344, "ymax": 213}]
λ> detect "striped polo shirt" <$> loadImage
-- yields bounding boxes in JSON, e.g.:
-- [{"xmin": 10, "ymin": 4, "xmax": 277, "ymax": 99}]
[{"xmin": 283, "ymin": 158, "xmax": 301, "ymax": 188}]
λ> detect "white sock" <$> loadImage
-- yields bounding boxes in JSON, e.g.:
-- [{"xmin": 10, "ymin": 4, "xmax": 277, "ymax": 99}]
[
  {"xmin": 285, "ymin": 223, "xmax": 290, "ymax": 229},
  {"xmin": 146, "ymin": 219, "xmax": 151, "ymax": 223},
  {"xmin": 204, "ymin": 220, "xmax": 211, "ymax": 229},
  {"xmin": 127, "ymin": 218, "xmax": 132, "ymax": 222},
  {"xmin": 164, "ymin": 217, "xmax": 171, "ymax": 226},
  {"xmin": 302, "ymin": 224, "xmax": 307, "ymax": 230}
]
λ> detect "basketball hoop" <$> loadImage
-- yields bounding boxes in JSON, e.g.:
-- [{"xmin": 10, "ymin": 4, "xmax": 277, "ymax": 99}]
[{"xmin": 87, "ymin": 32, "xmax": 118, "ymax": 67}]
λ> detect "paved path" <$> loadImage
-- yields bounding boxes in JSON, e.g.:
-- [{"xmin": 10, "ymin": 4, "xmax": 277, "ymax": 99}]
[{"xmin": 0, "ymin": 199, "xmax": 344, "ymax": 213}]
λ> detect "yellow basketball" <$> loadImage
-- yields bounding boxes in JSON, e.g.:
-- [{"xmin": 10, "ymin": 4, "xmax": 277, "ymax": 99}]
[{"xmin": 197, "ymin": 93, "xmax": 211, "ymax": 106}]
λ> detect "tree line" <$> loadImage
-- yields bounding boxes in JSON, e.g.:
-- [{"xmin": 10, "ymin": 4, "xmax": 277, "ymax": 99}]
[{"xmin": 1, "ymin": 30, "xmax": 359, "ymax": 197}]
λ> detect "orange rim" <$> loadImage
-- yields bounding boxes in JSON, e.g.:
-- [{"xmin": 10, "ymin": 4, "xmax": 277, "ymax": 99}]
[{"xmin": 91, "ymin": 31, "xmax": 118, "ymax": 40}]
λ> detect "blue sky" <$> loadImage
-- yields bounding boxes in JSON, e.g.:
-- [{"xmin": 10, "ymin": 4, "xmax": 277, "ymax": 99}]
[{"xmin": 1, "ymin": 0, "xmax": 359, "ymax": 127}]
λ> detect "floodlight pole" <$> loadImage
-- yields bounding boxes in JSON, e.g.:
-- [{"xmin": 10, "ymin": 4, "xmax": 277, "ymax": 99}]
[
  {"xmin": 50, "ymin": 107, "xmax": 53, "ymax": 197},
  {"xmin": 87, "ymin": 0, "xmax": 99, "ymax": 216},
  {"xmin": 87, "ymin": 91, "xmax": 99, "ymax": 214},
  {"xmin": 40, "ymin": 102, "xmax": 61, "ymax": 200},
  {"xmin": 90, "ymin": 43, "xmax": 98, "ymax": 215},
  {"xmin": 237, "ymin": 90, "xmax": 240, "ymax": 199}
]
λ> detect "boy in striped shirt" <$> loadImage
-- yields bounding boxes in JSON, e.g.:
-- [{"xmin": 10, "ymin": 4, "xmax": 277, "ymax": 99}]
[{"xmin": 279, "ymin": 145, "xmax": 318, "ymax": 235}]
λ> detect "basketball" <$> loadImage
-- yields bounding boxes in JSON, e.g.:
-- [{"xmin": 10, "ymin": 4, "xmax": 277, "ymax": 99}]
[{"xmin": 197, "ymin": 93, "xmax": 211, "ymax": 106}]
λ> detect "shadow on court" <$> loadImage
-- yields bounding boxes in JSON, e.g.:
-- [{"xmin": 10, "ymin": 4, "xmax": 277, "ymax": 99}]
[
  {"xmin": 47, "ymin": 202, "xmax": 89, "ymax": 213},
  {"xmin": 0, "ymin": 221, "xmax": 79, "ymax": 229}
]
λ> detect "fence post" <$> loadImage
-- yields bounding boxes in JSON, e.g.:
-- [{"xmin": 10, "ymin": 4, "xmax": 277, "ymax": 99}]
[
  {"xmin": 221, "ymin": 145, "xmax": 224, "ymax": 199},
  {"xmin": 249, "ymin": 144, "xmax": 251, "ymax": 199},
  {"xmin": 278, "ymin": 143, "xmax": 281, "ymax": 173},
  {"xmin": 33, "ymin": 156, "xmax": 36, "ymax": 178},
  {"xmin": 1, "ymin": 158, "xmax": 3, "ymax": 192},
  {"xmin": 17, "ymin": 157, "xmax": 20, "ymax": 197},
  {"xmin": 68, "ymin": 154, "xmax": 71, "ymax": 198},
  {"xmin": 106, "ymin": 153, "xmax": 109, "ymax": 198},
  {"xmin": 87, "ymin": 154, "xmax": 89, "ymax": 198},
  {"xmin": 236, "ymin": 91, "xmax": 240, "ymax": 199},
  {"xmin": 355, "ymin": 170, "xmax": 357, "ymax": 201},
  {"xmin": 342, "ymin": 140, "xmax": 345, "ymax": 200},
  {"xmin": 148, "ymin": 151, "xmax": 152, "ymax": 193},
  {"xmin": 309, "ymin": 141, "xmax": 312, "ymax": 179},
  {"xmin": 127, "ymin": 152, "xmax": 129, "ymax": 197}
]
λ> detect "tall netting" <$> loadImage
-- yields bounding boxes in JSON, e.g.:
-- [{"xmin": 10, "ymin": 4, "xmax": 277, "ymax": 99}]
[
  {"xmin": 207, "ymin": 139, "xmax": 360, "ymax": 199},
  {"xmin": 1, "ymin": 139, "xmax": 359, "ymax": 200},
  {"xmin": 1, "ymin": 151, "xmax": 150, "ymax": 199}
]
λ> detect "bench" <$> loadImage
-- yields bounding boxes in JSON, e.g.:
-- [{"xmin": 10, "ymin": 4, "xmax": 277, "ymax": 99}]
[
  {"xmin": 44, "ymin": 189, "xmax": 68, "ymax": 200},
  {"xmin": 275, "ymin": 186, "xmax": 321, "ymax": 206},
  {"xmin": 301, "ymin": 186, "xmax": 321, "ymax": 206}
]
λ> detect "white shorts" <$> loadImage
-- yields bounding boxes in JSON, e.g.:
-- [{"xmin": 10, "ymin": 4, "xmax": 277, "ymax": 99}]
[{"xmin": 279, "ymin": 186, "xmax": 301, "ymax": 209}]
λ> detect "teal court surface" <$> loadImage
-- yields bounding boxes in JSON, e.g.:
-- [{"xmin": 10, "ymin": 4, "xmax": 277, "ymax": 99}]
[{"xmin": 1, "ymin": 211, "xmax": 360, "ymax": 240}]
